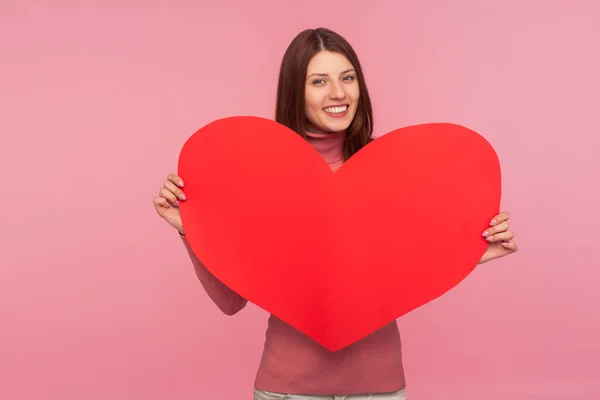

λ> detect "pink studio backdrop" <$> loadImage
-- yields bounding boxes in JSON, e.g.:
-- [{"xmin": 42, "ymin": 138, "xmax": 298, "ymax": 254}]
[{"xmin": 1, "ymin": 1, "xmax": 599, "ymax": 399}]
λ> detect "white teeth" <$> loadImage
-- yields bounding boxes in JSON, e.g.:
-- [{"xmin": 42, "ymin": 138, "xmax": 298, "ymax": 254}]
[{"xmin": 324, "ymin": 105, "xmax": 348, "ymax": 114}]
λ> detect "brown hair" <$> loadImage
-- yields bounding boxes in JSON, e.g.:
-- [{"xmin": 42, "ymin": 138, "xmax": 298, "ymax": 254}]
[{"xmin": 275, "ymin": 27, "xmax": 374, "ymax": 161}]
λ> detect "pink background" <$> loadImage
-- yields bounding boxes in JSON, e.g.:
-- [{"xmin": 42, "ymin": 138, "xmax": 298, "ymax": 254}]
[{"xmin": 2, "ymin": 0, "xmax": 599, "ymax": 399}]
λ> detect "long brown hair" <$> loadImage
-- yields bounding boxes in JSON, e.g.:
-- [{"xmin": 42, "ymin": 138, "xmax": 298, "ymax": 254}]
[{"xmin": 275, "ymin": 27, "xmax": 374, "ymax": 161}]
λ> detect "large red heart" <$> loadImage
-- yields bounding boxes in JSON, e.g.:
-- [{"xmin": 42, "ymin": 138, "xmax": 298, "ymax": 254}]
[{"xmin": 178, "ymin": 116, "xmax": 501, "ymax": 351}]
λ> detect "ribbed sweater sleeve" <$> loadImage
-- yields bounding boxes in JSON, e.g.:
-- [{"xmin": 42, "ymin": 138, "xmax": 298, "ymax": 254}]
[{"xmin": 180, "ymin": 235, "xmax": 247, "ymax": 315}]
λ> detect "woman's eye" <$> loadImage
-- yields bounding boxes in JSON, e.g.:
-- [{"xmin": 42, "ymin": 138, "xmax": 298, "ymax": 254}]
[
  {"xmin": 313, "ymin": 79, "xmax": 324, "ymax": 85},
  {"xmin": 343, "ymin": 75, "xmax": 355, "ymax": 81}
]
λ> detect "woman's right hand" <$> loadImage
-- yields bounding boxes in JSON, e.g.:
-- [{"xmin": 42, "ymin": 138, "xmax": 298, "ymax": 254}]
[{"xmin": 153, "ymin": 173, "xmax": 187, "ymax": 235}]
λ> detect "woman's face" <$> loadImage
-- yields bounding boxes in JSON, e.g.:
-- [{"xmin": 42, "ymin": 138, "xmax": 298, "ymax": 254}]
[{"xmin": 304, "ymin": 50, "xmax": 359, "ymax": 134}]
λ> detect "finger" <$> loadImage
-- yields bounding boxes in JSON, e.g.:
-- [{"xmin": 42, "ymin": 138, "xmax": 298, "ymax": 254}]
[
  {"xmin": 159, "ymin": 187, "xmax": 179, "ymax": 206},
  {"xmin": 153, "ymin": 196, "xmax": 170, "ymax": 209},
  {"xmin": 482, "ymin": 221, "xmax": 509, "ymax": 237},
  {"xmin": 485, "ymin": 231, "xmax": 514, "ymax": 243},
  {"xmin": 167, "ymin": 174, "xmax": 184, "ymax": 188},
  {"xmin": 490, "ymin": 211, "xmax": 511, "ymax": 226},
  {"xmin": 501, "ymin": 241, "xmax": 518, "ymax": 251},
  {"xmin": 164, "ymin": 180, "xmax": 186, "ymax": 201}
]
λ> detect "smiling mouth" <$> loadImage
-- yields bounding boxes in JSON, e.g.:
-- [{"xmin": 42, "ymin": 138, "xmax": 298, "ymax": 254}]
[{"xmin": 323, "ymin": 104, "xmax": 349, "ymax": 116}]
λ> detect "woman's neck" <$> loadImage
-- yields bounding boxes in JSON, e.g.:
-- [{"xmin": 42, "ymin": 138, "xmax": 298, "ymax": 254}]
[
  {"xmin": 305, "ymin": 130, "xmax": 345, "ymax": 163},
  {"xmin": 304, "ymin": 129, "xmax": 345, "ymax": 172}
]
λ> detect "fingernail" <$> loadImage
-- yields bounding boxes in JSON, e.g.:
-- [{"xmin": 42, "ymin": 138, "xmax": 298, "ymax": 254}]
[
  {"xmin": 490, "ymin": 219, "xmax": 497, "ymax": 226},
  {"xmin": 179, "ymin": 193, "xmax": 186, "ymax": 200},
  {"xmin": 175, "ymin": 200, "xmax": 179, "ymax": 206},
  {"xmin": 482, "ymin": 231, "xmax": 490, "ymax": 237},
  {"xmin": 179, "ymin": 181, "xmax": 184, "ymax": 187},
  {"xmin": 486, "ymin": 235, "xmax": 494, "ymax": 241}
]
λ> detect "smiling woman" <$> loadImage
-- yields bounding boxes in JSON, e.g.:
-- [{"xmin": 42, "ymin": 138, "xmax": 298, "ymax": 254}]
[
  {"xmin": 304, "ymin": 53, "xmax": 359, "ymax": 132},
  {"xmin": 152, "ymin": 26, "xmax": 517, "ymax": 400},
  {"xmin": 275, "ymin": 28, "xmax": 374, "ymax": 162}
]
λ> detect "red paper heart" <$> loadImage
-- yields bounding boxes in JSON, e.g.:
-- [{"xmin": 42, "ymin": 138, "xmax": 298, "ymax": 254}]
[{"xmin": 178, "ymin": 116, "xmax": 501, "ymax": 351}]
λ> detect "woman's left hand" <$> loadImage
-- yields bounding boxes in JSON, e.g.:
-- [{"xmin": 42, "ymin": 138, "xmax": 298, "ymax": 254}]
[{"xmin": 478, "ymin": 211, "xmax": 518, "ymax": 264}]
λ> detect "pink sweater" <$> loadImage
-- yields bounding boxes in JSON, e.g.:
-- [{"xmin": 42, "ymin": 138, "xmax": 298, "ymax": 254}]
[{"xmin": 180, "ymin": 129, "xmax": 406, "ymax": 395}]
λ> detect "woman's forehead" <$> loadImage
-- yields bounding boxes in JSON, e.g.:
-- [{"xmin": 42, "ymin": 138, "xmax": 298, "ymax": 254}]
[{"xmin": 307, "ymin": 51, "xmax": 354, "ymax": 75}]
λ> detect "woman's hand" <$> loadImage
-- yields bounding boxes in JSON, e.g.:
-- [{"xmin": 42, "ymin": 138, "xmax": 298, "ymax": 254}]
[
  {"xmin": 153, "ymin": 174, "xmax": 187, "ymax": 235},
  {"xmin": 478, "ymin": 211, "xmax": 518, "ymax": 264}
]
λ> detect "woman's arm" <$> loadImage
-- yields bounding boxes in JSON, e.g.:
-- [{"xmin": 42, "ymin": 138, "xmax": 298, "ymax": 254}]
[{"xmin": 180, "ymin": 234, "xmax": 248, "ymax": 315}]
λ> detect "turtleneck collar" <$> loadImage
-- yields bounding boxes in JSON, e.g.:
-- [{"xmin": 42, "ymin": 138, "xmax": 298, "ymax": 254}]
[{"xmin": 305, "ymin": 130, "xmax": 346, "ymax": 171}]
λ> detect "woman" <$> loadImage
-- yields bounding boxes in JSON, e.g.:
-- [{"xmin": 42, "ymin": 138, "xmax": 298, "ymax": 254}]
[{"xmin": 153, "ymin": 27, "xmax": 518, "ymax": 400}]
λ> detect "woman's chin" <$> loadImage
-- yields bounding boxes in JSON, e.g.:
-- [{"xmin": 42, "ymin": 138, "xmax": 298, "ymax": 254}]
[{"xmin": 320, "ymin": 120, "xmax": 351, "ymax": 133}]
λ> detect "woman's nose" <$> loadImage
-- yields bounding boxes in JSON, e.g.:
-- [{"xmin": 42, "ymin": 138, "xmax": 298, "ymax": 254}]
[{"xmin": 329, "ymin": 81, "xmax": 346, "ymax": 99}]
